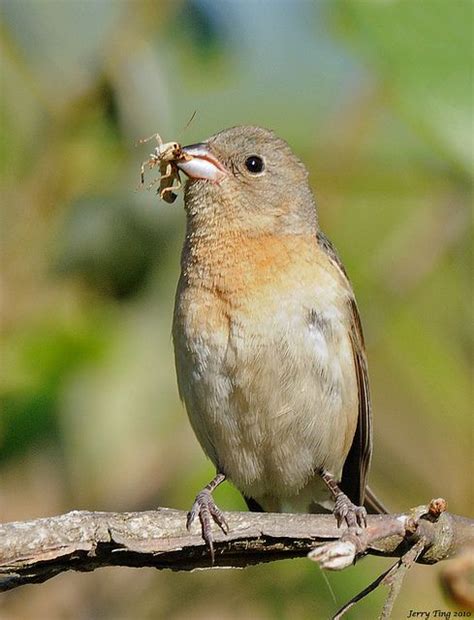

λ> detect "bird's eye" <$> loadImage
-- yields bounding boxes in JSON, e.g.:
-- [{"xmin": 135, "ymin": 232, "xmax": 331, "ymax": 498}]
[{"xmin": 244, "ymin": 155, "xmax": 265, "ymax": 174}]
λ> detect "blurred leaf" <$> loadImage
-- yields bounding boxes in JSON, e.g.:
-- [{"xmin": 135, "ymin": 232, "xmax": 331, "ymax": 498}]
[
  {"xmin": 385, "ymin": 302, "xmax": 471, "ymax": 428},
  {"xmin": 172, "ymin": 0, "xmax": 228, "ymax": 60},
  {"xmin": 1, "ymin": 323, "xmax": 107, "ymax": 463},
  {"xmin": 1, "ymin": 390, "xmax": 58, "ymax": 463},
  {"xmin": 0, "ymin": 0, "xmax": 126, "ymax": 109},
  {"xmin": 164, "ymin": 0, "xmax": 233, "ymax": 89},
  {"xmin": 55, "ymin": 197, "xmax": 167, "ymax": 300},
  {"xmin": 335, "ymin": 0, "xmax": 473, "ymax": 176}
]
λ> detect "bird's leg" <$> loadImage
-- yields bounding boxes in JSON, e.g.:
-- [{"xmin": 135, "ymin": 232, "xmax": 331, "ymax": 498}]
[
  {"xmin": 187, "ymin": 472, "xmax": 228, "ymax": 562},
  {"xmin": 320, "ymin": 469, "xmax": 367, "ymax": 529}
]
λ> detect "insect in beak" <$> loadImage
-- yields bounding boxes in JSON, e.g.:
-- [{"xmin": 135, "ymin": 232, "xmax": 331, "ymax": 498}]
[
  {"xmin": 138, "ymin": 133, "xmax": 193, "ymax": 203},
  {"xmin": 177, "ymin": 144, "xmax": 228, "ymax": 182},
  {"xmin": 138, "ymin": 134, "xmax": 227, "ymax": 204}
]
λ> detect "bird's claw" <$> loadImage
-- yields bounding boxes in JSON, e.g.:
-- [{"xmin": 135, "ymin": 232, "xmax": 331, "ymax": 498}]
[
  {"xmin": 334, "ymin": 494, "xmax": 367, "ymax": 529},
  {"xmin": 187, "ymin": 489, "xmax": 228, "ymax": 562}
]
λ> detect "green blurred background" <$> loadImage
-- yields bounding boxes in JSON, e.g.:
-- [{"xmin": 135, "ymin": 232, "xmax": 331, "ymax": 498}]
[{"xmin": 1, "ymin": 1, "xmax": 472, "ymax": 618}]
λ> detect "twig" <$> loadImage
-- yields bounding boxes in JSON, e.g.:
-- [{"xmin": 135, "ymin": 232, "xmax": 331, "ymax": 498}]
[
  {"xmin": 0, "ymin": 502, "xmax": 471, "ymax": 593},
  {"xmin": 379, "ymin": 537, "xmax": 426, "ymax": 619},
  {"xmin": 332, "ymin": 561, "xmax": 399, "ymax": 619},
  {"xmin": 328, "ymin": 498, "xmax": 468, "ymax": 619}
]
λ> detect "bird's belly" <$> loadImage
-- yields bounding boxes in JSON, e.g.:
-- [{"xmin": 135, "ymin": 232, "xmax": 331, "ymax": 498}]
[{"xmin": 174, "ymin": 292, "xmax": 358, "ymax": 508}]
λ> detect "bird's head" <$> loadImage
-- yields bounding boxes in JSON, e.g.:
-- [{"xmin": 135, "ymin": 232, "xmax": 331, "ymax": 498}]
[{"xmin": 177, "ymin": 126, "xmax": 318, "ymax": 236}]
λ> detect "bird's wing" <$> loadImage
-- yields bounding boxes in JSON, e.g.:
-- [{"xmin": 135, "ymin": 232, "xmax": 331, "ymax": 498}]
[{"xmin": 316, "ymin": 231, "xmax": 372, "ymax": 506}]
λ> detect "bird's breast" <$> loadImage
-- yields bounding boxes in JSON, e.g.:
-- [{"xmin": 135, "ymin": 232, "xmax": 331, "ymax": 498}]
[
  {"xmin": 179, "ymin": 232, "xmax": 346, "ymax": 318},
  {"xmin": 173, "ymin": 232, "xmax": 358, "ymax": 504}
]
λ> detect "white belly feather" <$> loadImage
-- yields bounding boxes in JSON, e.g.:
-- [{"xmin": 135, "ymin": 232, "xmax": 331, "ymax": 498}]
[{"xmin": 174, "ymin": 288, "xmax": 358, "ymax": 512}]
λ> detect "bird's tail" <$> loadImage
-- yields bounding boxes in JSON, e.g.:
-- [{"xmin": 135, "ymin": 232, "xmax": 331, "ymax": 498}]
[{"xmin": 364, "ymin": 486, "xmax": 388, "ymax": 514}]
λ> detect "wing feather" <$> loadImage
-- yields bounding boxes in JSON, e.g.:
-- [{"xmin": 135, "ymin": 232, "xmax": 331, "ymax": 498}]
[{"xmin": 316, "ymin": 231, "xmax": 372, "ymax": 505}]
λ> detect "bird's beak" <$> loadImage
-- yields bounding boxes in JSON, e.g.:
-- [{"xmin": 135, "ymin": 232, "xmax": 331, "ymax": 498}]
[{"xmin": 177, "ymin": 143, "xmax": 227, "ymax": 182}]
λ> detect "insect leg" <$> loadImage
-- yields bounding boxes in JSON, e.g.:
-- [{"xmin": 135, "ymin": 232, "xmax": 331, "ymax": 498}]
[{"xmin": 137, "ymin": 133, "xmax": 163, "ymax": 146}]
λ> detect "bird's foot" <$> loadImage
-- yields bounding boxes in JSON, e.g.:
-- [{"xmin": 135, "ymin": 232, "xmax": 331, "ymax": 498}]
[
  {"xmin": 334, "ymin": 492, "xmax": 367, "ymax": 529},
  {"xmin": 187, "ymin": 473, "xmax": 228, "ymax": 562},
  {"xmin": 320, "ymin": 469, "xmax": 367, "ymax": 530}
]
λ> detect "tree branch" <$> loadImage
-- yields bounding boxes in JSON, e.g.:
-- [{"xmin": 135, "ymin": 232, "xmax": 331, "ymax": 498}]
[{"xmin": 1, "ymin": 505, "xmax": 472, "ymax": 593}]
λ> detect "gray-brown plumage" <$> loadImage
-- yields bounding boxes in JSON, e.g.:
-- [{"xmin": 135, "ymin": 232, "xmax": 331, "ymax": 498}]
[{"xmin": 171, "ymin": 126, "xmax": 381, "ymax": 557}]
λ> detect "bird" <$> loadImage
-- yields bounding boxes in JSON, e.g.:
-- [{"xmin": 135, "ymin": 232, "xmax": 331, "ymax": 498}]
[{"xmin": 171, "ymin": 125, "xmax": 384, "ymax": 560}]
